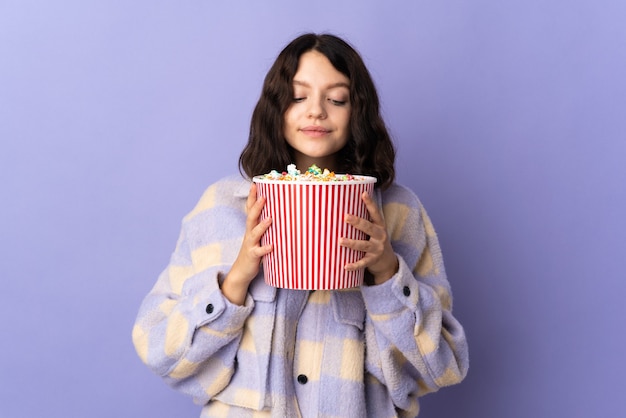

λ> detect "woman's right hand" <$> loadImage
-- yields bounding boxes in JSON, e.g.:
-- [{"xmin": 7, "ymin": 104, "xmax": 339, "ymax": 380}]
[{"xmin": 221, "ymin": 183, "xmax": 272, "ymax": 305}]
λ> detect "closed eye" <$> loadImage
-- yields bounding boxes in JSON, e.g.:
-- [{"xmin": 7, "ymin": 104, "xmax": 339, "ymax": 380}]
[{"xmin": 329, "ymin": 99, "xmax": 347, "ymax": 106}]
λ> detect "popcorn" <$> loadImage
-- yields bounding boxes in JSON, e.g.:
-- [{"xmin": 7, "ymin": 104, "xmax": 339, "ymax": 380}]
[
  {"xmin": 287, "ymin": 163, "xmax": 300, "ymax": 177},
  {"xmin": 261, "ymin": 164, "xmax": 356, "ymax": 181}
]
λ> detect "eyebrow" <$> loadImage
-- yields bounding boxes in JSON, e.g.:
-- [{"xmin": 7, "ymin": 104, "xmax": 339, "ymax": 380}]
[{"xmin": 293, "ymin": 80, "xmax": 350, "ymax": 89}]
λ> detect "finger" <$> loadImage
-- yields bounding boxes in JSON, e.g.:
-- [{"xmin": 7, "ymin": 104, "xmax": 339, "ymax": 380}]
[
  {"xmin": 361, "ymin": 191, "xmax": 384, "ymax": 225},
  {"xmin": 344, "ymin": 213, "xmax": 375, "ymax": 236},
  {"xmin": 246, "ymin": 194, "xmax": 267, "ymax": 229},
  {"xmin": 250, "ymin": 217, "xmax": 272, "ymax": 242},
  {"xmin": 339, "ymin": 237, "xmax": 374, "ymax": 253},
  {"xmin": 251, "ymin": 243, "xmax": 273, "ymax": 258},
  {"xmin": 246, "ymin": 183, "xmax": 258, "ymax": 211},
  {"xmin": 344, "ymin": 255, "xmax": 374, "ymax": 271}
]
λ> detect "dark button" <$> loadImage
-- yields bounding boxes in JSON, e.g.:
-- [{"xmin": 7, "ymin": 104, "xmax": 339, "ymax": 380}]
[
  {"xmin": 297, "ymin": 374, "xmax": 308, "ymax": 384},
  {"xmin": 206, "ymin": 303, "xmax": 214, "ymax": 314},
  {"xmin": 403, "ymin": 286, "xmax": 411, "ymax": 297}
]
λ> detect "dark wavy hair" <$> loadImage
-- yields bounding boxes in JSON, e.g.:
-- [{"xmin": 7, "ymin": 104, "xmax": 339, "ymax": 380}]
[{"xmin": 239, "ymin": 33, "xmax": 395, "ymax": 189}]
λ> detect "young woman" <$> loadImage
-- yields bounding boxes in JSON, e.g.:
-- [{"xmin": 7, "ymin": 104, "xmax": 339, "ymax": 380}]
[{"xmin": 133, "ymin": 33, "xmax": 468, "ymax": 417}]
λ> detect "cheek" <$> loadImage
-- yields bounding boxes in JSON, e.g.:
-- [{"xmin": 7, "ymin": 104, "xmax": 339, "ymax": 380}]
[
  {"xmin": 283, "ymin": 108, "xmax": 297, "ymax": 129},
  {"xmin": 339, "ymin": 112, "xmax": 351, "ymax": 134},
  {"xmin": 282, "ymin": 111, "xmax": 298, "ymax": 143}
]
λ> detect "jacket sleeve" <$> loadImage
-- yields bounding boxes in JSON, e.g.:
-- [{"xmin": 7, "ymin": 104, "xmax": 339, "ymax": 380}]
[
  {"xmin": 131, "ymin": 181, "xmax": 253, "ymax": 404},
  {"xmin": 360, "ymin": 185, "xmax": 469, "ymax": 413}
]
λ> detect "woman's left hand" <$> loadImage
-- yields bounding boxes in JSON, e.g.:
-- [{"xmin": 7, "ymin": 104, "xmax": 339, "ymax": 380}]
[{"xmin": 340, "ymin": 191, "xmax": 399, "ymax": 285}]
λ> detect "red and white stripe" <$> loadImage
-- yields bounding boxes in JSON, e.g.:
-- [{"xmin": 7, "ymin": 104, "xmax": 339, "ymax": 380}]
[{"xmin": 254, "ymin": 178, "xmax": 376, "ymax": 290}]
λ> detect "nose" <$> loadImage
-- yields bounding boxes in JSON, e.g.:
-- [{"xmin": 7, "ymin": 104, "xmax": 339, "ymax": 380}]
[{"xmin": 307, "ymin": 97, "xmax": 327, "ymax": 119}]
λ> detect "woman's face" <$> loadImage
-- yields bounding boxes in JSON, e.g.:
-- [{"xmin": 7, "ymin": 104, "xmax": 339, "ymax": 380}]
[{"xmin": 283, "ymin": 50, "xmax": 351, "ymax": 172}]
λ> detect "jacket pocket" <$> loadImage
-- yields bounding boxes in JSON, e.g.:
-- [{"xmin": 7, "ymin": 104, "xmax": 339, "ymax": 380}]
[{"xmin": 332, "ymin": 288, "xmax": 365, "ymax": 330}]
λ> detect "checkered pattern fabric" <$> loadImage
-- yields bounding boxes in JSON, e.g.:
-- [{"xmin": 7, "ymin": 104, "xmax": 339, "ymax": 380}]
[{"xmin": 132, "ymin": 175, "xmax": 468, "ymax": 417}]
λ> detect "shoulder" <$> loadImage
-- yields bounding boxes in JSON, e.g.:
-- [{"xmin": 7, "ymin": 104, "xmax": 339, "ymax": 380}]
[
  {"xmin": 379, "ymin": 183, "xmax": 429, "ymax": 246},
  {"xmin": 380, "ymin": 182, "xmax": 423, "ymax": 211},
  {"xmin": 213, "ymin": 174, "xmax": 252, "ymax": 198},
  {"xmin": 183, "ymin": 174, "xmax": 250, "ymax": 222}
]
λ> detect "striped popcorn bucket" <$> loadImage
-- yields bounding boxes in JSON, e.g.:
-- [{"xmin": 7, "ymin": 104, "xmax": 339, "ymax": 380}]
[{"xmin": 253, "ymin": 175, "xmax": 377, "ymax": 290}]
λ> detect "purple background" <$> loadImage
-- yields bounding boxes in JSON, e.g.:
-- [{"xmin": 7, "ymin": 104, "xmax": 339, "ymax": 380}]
[{"xmin": 2, "ymin": 1, "xmax": 625, "ymax": 417}]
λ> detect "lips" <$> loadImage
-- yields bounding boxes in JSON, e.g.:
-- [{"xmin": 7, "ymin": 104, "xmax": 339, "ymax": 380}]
[{"xmin": 300, "ymin": 126, "xmax": 331, "ymax": 137}]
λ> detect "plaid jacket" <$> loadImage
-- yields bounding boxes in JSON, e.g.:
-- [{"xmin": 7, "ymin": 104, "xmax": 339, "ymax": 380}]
[{"xmin": 132, "ymin": 175, "xmax": 468, "ymax": 417}]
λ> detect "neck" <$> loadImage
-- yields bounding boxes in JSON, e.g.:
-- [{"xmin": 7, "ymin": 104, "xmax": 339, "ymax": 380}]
[{"xmin": 294, "ymin": 154, "xmax": 338, "ymax": 172}]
